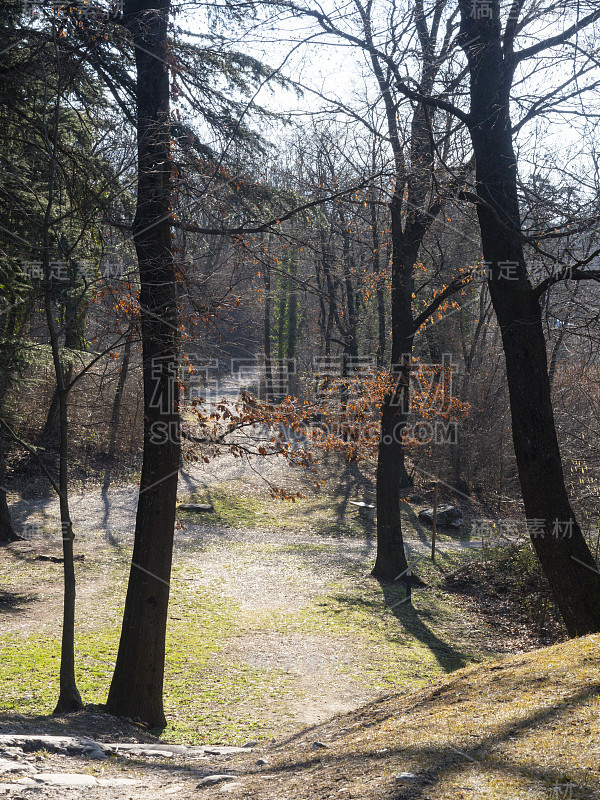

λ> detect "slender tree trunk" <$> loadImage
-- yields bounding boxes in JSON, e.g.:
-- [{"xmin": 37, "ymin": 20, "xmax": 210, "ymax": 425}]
[
  {"xmin": 41, "ymin": 363, "xmax": 73, "ymax": 444},
  {"xmin": 51, "ymin": 378, "xmax": 82, "ymax": 714},
  {"xmin": 459, "ymin": 0, "xmax": 600, "ymax": 635},
  {"xmin": 45, "ymin": 270, "xmax": 82, "ymax": 715},
  {"xmin": 370, "ymin": 195, "xmax": 386, "ymax": 367},
  {"xmin": 103, "ymin": 328, "xmax": 133, "ymax": 490},
  {"xmin": 319, "ymin": 232, "xmax": 336, "ymax": 358},
  {"xmin": 39, "ymin": 66, "xmax": 82, "ymax": 714},
  {"xmin": 373, "ymin": 196, "xmax": 412, "ymax": 580},
  {"xmin": 0, "ymin": 335, "xmax": 19, "ymax": 542},
  {"xmin": 339, "ymin": 223, "xmax": 359, "ymax": 360},
  {"xmin": 43, "ymin": 282, "xmax": 86, "ymax": 445},
  {"xmin": 107, "ymin": 0, "xmax": 180, "ymax": 727},
  {"xmin": 263, "ymin": 267, "xmax": 274, "ymax": 402},
  {"xmin": 0, "ymin": 376, "xmax": 17, "ymax": 543},
  {"xmin": 276, "ymin": 278, "xmax": 287, "ymax": 364},
  {"xmin": 0, "ymin": 444, "xmax": 18, "ymax": 543},
  {"xmin": 286, "ymin": 257, "xmax": 298, "ymax": 395}
]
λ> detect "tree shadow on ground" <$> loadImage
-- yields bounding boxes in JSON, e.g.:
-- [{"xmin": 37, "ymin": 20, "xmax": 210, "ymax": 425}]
[
  {"xmin": 99, "ymin": 464, "xmax": 205, "ymax": 551},
  {"xmin": 100, "ymin": 483, "xmax": 123, "ymax": 550},
  {"xmin": 331, "ymin": 459, "xmax": 375, "ymax": 517},
  {"xmin": 0, "ymin": 589, "xmax": 36, "ymax": 614},
  {"xmin": 258, "ymin": 681, "xmax": 600, "ymax": 800},
  {"xmin": 6, "ymin": 491, "xmax": 58, "ymax": 539},
  {"xmin": 299, "ymin": 459, "xmax": 376, "ymax": 552},
  {"xmin": 400, "ymin": 503, "xmax": 431, "ymax": 547},
  {"xmin": 377, "ymin": 579, "xmax": 469, "ymax": 673},
  {"xmin": 0, "ymin": 708, "xmax": 157, "ymax": 739},
  {"xmin": 179, "ymin": 465, "xmax": 203, "ymax": 496}
]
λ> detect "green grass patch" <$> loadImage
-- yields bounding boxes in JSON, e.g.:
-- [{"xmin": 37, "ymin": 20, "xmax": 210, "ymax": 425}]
[
  {"xmin": 238, "ymin": 542, "xmax": 488, "ymax": 698},
  {"xmin": 0, "ymin": 483, "xmax": 496, "ymax": 748},
  {"xmin": 177, "ymin": 488, "xmax": 265, "ymax": 529},
  {"xmin": 0, "ymin": 561, "xmax": 294, "ymax": 745},
  {"xmin": 177, "ymin": 481, "xmax": 379, "ymax": 537}
]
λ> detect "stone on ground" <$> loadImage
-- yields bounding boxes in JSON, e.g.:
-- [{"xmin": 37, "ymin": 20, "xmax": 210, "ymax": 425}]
[{"xmin": 418, "ymin": 504, "xmax": 462, "ymax": 528}]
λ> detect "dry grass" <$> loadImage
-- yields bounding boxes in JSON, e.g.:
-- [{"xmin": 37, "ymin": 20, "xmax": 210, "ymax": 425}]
[{"xmin": 230, "ymin": 634, "xmax": 600, "ymax": 800}]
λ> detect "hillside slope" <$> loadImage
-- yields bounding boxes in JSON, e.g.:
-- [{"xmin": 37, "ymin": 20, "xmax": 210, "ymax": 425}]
[
  {"xmin": 0, "ymin": 635, "xmax": 598, "ymax": 798},
  {"xmin": 234, "ymin": 634, "xmax": 600, "ymax": 800}
]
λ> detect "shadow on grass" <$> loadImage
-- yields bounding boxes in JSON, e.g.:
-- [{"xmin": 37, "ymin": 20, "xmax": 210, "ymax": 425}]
[
  {"xmin": 299, "ymin": 458, "xmax": 377, "ymax": 555},
  {"xmin": 257, "ymin": 681, "xmax": 600, "ymax": 800},
  {"xmin": 379, "ymin": 579, "xmax": 469, "ymax": 673},
  {"xmin": 0, "ymin": 590, "xmax": 36, "ymax": 613},
  {"xmin": 401, "ymin": 503, "xmax": 432, "ymax": 547},
  {"xmin": 304, "ymin": 513, "xmax": 375, "ymax": 546},
  {"xmin": 0, "ymin": 707, "xmax": 158, "ymax": 740},
  {"xmin": 320, "ymin": 578, "xmax": 469, "ymax": 675}
]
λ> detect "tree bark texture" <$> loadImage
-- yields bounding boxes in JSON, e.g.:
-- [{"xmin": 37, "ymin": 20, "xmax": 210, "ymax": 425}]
[
  {"xmin": 459, "ymin": 0, "xmax": 600, "ymax": 635},
  {"xmin": 107, "ymin": 0, "xmax": 180, "ymax": 727}
]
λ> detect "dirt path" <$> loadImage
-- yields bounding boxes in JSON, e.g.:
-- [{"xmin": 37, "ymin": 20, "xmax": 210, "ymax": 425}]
[{"xmin": 0, "ymin": 456, "xmax": 502, "ymax": 798}]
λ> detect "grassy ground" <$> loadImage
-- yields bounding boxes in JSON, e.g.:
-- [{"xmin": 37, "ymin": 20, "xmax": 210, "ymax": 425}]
[
  {"xmin": 229, "ymin": 633, "xmax": 600, "ymax": 800},
  {"xmin": 0, "ymin": 480, "xmax": 533, "ymax": 748}
]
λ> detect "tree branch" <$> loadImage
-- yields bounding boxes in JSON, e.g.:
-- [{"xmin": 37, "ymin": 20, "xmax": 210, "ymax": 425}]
[{"xmin": 514, "ymin": 8, "xmax": 600, "ymax": 64}]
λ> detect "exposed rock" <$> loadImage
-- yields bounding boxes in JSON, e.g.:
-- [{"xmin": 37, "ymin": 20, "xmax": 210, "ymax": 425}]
[
  {"xmin": 0, "ymin": 736, "xmax": 247, "ymax": 768},
  {"xmin": 0, "ymin": 735, "xmax": 105, "ymax": 761},
  {"xmin": 107, "ymin": 742, "xmax": 194, "ymax": 755},
  {"xmin": 0, "ymin": 757, "xmax": 36, "ymax": 775},
  {"xmin": 117, "ymin": 747, "xmax": 174, "ymax": 758},
  {"xmin": 0, "ymin": 746, "xmax": 23, "ymax": 759},
  {"xmin": 418, "ymin": 505, "xmax": 462, "ymax": 528},
  {"xmin": 16, "ymin": 773, "xmax": 141, "ymax": 788},
  {"xmin": 349, "ymin": 501, "xmax": 376, "ymax": 520},
  {"xmin": 88, "ymin": 748, "xmax": 108, "ymax": 760},
  {"xmin": 17, "ymin": 773, "xmax": 98, "ymax": 787}
]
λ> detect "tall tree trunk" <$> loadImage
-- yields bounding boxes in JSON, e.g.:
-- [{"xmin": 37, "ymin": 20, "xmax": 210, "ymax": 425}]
[
  {"xmin": 0, "ymin": 443, "xmax": 17, "ymax": 543},
  {"xmin": 103, "ymin": 328, "xmax": 133, "ymax": 490},
  {"xmin": 107, "ymin": 0, "xmax": 180, "ymax": 727},
  {"xmin": 370, "ymin": 194, "xmax": 386, "ymax": 367},
  {"xmin": 373, "ymin": 195, "xmax": 412, "ymax": 580},
  {"xmin": 44, "ymin": 266, "xmax": 82, "ymax": 715},
  {"xmin": 39, "ymin": 68, "xmax": 83, "ymax": 714},
  {"xmin": 263, "ymin": 267, "xmax": 274, "ymax": 402},
  {"xmin": 459, "ymin": 0, "xmax": 600, "ymax": 635},
  {"xmin": 372, "ymin": 41, "xmax": 436, "ymax": 580}
]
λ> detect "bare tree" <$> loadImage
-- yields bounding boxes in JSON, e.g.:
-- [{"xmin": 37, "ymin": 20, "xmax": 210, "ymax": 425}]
[
  {"xmin": 453, "ymin": 0, "xmax": 600, "ymax": 634},
  {"xmin": 271, "ymin": 0, "xmax": 472, "ymax": 579}
]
